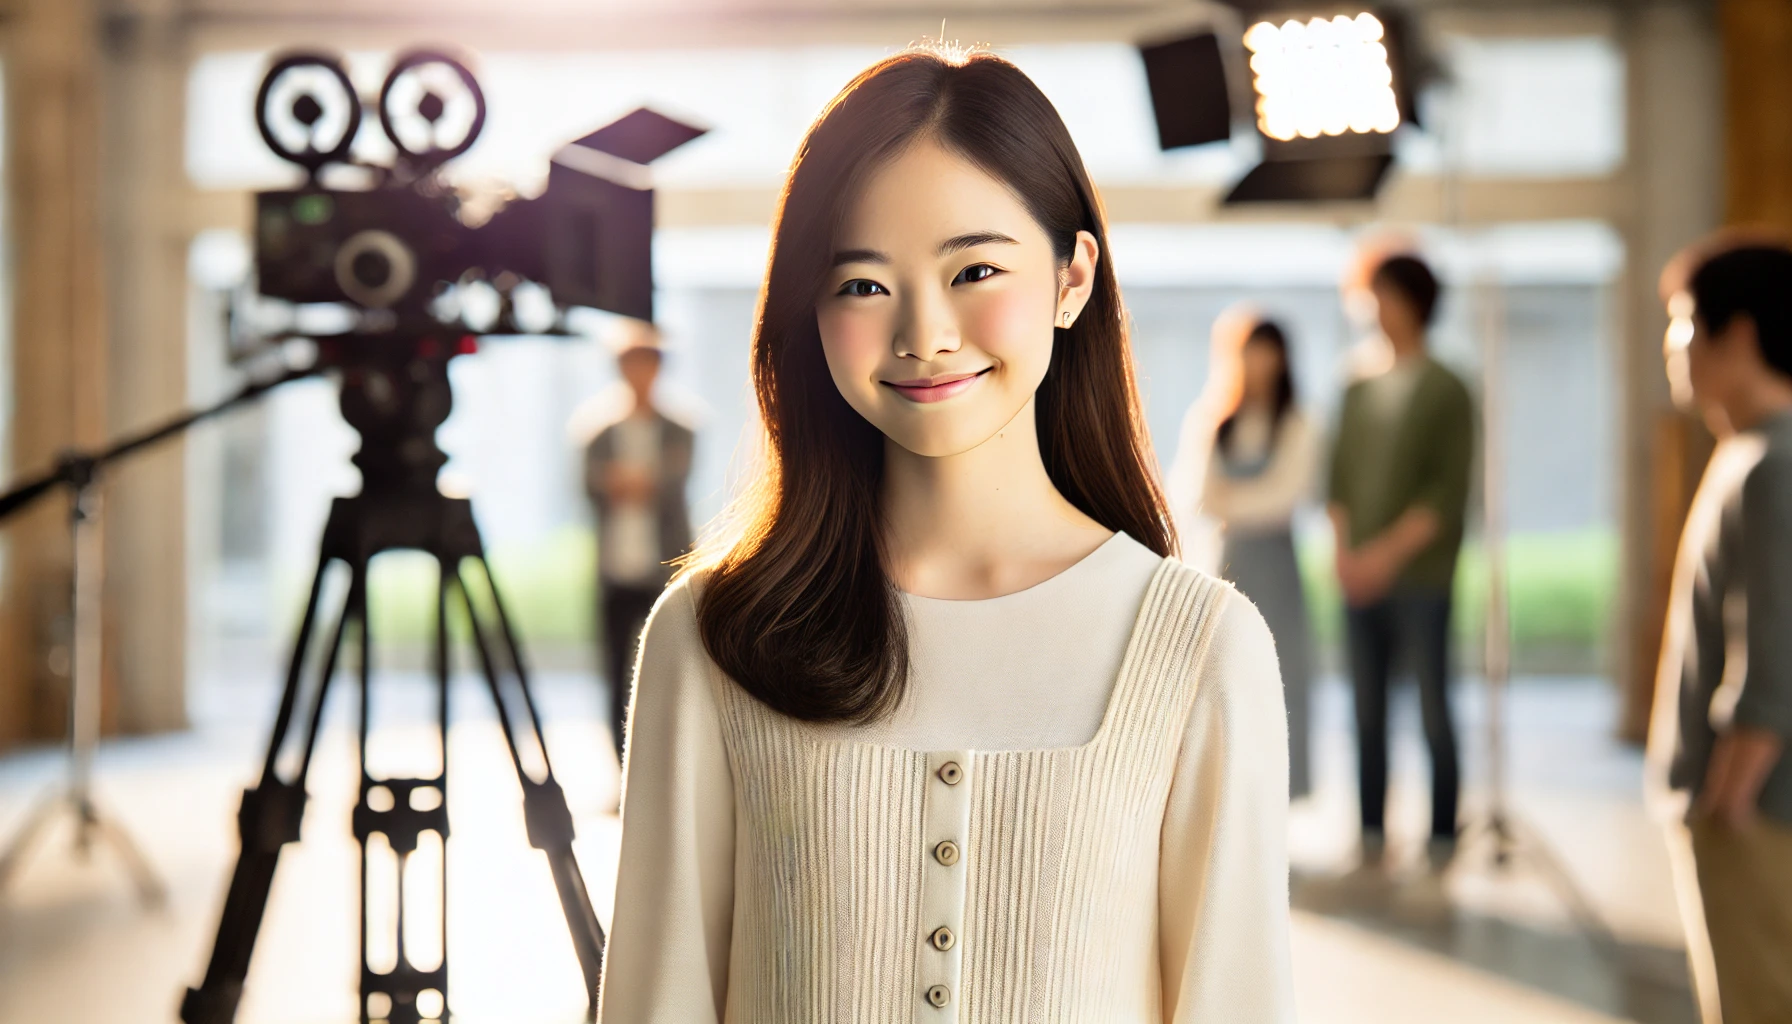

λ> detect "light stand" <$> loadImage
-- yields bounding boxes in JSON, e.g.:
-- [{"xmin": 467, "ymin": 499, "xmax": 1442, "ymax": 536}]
[
  {"xmin": 1462, "ymin": 271, "xmax": 1621, "ymax": 952},
  {"xmin": 1431, "ymin": 81, "xmax": 1623, "ymax": 959},
  {"xmin": 0, "ymin": 366, "xmax": 316, "ymax": 905}
]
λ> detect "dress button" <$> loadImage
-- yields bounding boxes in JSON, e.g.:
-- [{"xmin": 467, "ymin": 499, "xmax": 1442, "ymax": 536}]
[
  {"xmin": 938, "ymin": 761, "xmax": 963, "ymax": 785},
  {"xmin": 926, "ymin": 984, "xmax": 951, "ymax": 1007},
  {"xmin": 930, "ymin": 925, "xmax": 956, "ymax": 951},
  {"xmin": 934, "ymin": 840, "xmax": 960, "ymax": 866}
]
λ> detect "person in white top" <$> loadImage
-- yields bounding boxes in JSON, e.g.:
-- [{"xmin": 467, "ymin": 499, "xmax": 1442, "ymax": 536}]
[
  {"xmin": 599, "ymin": 46, "xmax": 1294, "ymax": 1022},
  {"xmin": 1201, "ymin": 317, "xmax": 1319, "ymax": 799}
]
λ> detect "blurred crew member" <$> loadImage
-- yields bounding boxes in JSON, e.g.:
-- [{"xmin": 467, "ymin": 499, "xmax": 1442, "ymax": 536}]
[
  {"xmin": 1651, "ymin": 240, "xmax": 1792, "ymax": 1024},
  {"xmin": 1204, "ymin": 317, "xmax": 1320, "ymax": 799},
  {"xmin": 1328, "ymin": 253, "xmax": 1475, "ymax": 866},
  {"xmin": 585, "ymin": 323, "xmax": 693, "ymax": 763}
]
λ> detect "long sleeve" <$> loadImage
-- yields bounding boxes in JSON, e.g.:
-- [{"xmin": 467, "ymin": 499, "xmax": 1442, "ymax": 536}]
[
  {"xmin": 1159, "ymin": 589, "xmax": 1295, "ymax": 1024},
  {"xmin": 1203, "ymin": 412, "xmax": 1320, "ymax": 531},
  {"xmin": 1736, "ymin": 447, "xmax": 1792, "ymax": 737},
  {"xmin": 598, "ymin": 582, "xmax": 736, "ymax": 1022}
]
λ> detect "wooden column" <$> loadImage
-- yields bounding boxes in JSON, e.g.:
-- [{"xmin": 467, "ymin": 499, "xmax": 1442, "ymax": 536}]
[
  {"xmin": 1615, "ymin": 3, "xmax": 1723, "ymax": 743},
  {"xmin": 98, "ymin": 10, "xmax": 191, "ymax": 734},
  {"xmin": 0, "ymin": 2, "xmax": 192, "ymax": 749},
  {"xmin": 1722, "ymin": 0, "xmax": 1792, "ymax": 228},
  {"xmin": 0, "ymin": 0, "xmax": 110, "ymax": 747}
]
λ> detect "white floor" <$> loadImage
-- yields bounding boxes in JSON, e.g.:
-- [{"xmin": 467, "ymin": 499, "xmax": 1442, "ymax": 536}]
[{"xmin": 0, "ymin": 671, "xmax": 1697, "ymax": 1023}]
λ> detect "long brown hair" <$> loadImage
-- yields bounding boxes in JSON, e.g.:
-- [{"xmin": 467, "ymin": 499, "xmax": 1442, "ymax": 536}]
[{"xmin": 694, "ymin": 48, "xmax": 1173, "ymax": 724}]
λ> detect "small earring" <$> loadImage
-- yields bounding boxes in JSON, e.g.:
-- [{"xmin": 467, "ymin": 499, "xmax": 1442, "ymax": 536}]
[{"xmin": 1060, "ymin": 311, "xmax": 1073, "ymax": 327}]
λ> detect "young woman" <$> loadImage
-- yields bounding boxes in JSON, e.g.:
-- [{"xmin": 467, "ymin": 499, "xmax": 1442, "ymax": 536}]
[
  {"xmin": 600, "ymin": 48, "xmax": 1293, "ymax": 1022},
  {"xmin": 1202, "ymin": 318, "xmax": 1319, "ymax": 800}
]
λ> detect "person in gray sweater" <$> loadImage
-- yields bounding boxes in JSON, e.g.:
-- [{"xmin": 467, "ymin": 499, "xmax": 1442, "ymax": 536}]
[{"xmin": 1652, "ymin": 239, "xmax": 1792, "ymax": 1024}]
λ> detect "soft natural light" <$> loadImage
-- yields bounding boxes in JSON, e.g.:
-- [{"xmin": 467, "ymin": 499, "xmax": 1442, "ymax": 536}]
[{"xmin": 1245, "ymin": 13, "xmax": 1401, "ymax": 142}]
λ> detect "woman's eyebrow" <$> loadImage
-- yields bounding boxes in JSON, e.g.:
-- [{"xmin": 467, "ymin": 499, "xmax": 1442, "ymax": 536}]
[
  {"xmin": 832, "ymin": 248, "xmax": 889, "ymax": 267},
  {"xmin": 830, "ymin": 232, "xmax": 1018, "ymax": 268},
  {"xmin": 937, "ymin": 231, "xmax": 1019, "ymax": 256}
]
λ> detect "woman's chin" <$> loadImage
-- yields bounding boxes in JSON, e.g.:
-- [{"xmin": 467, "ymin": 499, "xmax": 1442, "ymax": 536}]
[{"xmin": 879, "ymin": 422, "xmax": 1012, "ymax": 461}]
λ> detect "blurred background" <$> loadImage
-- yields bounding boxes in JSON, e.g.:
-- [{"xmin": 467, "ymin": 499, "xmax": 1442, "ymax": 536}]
[{"xmin": 0, "ymin": 0, "xmax": 1780, "ymax": 1021}]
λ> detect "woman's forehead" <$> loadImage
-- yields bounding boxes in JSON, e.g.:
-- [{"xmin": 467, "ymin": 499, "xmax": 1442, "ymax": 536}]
[{"xmin": 836, "ymin": 140, "xmax": 1040, "ymax": 248}]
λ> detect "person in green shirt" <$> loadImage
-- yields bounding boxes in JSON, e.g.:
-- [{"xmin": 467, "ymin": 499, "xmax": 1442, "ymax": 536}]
[{"xmin": 1328, "ymin": 254, "xmax": 1475, "ymax": 866}]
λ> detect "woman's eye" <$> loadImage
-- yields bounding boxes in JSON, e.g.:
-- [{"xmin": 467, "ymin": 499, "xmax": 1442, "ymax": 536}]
[
  {"xmin": 838, "ymin": 279, "xmax": 887, "ymax": 298},
  {"xmin": 953, "ymin": 263, "xmax": 1001, "ymax": 285}
]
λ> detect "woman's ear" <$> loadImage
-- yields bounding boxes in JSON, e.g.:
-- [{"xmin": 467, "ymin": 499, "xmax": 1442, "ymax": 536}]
[{"xmin": 1057, "ymin": 230, "xmax": 1101, "ymax": 329}]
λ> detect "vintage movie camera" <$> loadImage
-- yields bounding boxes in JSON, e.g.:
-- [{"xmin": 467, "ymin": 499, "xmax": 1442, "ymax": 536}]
[{"xmin": 252, "ymin": 48, "xmax": 703, "ymax": 332}]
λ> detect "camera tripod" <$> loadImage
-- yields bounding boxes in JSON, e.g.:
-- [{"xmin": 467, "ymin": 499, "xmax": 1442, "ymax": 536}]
[{"xmin": 182, "ymin": 346, "xmax": 604, "ymax": 1024}]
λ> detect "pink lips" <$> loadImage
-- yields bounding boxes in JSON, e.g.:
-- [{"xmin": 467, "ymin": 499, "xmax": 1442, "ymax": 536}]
[{"xmin": 882, "ymin": 369, "xmax": 990, "ymax": 403}]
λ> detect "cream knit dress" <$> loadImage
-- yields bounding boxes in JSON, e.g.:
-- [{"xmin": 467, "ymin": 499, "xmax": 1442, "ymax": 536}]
[{"xmin": 599, "ymin": 533, "xmax": 1295, "ymax": 1022}]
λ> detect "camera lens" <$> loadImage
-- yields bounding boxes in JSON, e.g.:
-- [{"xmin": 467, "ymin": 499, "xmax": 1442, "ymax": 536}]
[
  {"xmin": 351, "ymin": 250, "xmax": 392, "ymax": 289},
  {"xmin": 334, "ymin": 230, "xmax": 417, "ymax": 309}
]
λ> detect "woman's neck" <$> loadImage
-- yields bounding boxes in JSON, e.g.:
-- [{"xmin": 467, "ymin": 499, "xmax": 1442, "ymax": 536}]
[{"xmin": 880, "ymin": 397, "xmax": 1112, "ymax": 600}]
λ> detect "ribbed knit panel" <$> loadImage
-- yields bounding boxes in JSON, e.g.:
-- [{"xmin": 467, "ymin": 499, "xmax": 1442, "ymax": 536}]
[{"xmin": 713, "ymin": 561, "xmax": 1227, "ymax": 1022}]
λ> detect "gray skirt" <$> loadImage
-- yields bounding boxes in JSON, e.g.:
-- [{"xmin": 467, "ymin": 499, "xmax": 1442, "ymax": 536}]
[{"xmin": 1220, "ymin": 529, "xmax": 1314, "ymax": 799}]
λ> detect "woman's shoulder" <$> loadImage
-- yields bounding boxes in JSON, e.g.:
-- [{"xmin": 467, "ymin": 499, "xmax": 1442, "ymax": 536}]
[
  {"xmin": 1144, "ymin": 558, "xmax": 1277, "ymax": 680},
  {"xmin": 628, "ymin": 573, "xmax": 739, "ymax": 731},
  {"xmin": 638, "ymin": 572, "xmax": 711, "ymax": 662},
  {"xmin": 1140, "ymin": 556, "xmax": 1236, "ymax": 627},
  {"xmin": 1125, "ymin": 558, "xmax": 1282, "ymax": 751}
]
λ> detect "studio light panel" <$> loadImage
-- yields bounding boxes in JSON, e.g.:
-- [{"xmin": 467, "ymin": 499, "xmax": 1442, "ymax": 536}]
[{"xmin": 1245, "ymin": 13, "xmax": 1401, "ymax": 142}]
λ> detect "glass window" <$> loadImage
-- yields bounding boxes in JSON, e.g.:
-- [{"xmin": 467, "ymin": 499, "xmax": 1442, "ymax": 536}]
[{"xmin": 1446, "ymin": 36, "xmax": 1626, "ymax": 177}]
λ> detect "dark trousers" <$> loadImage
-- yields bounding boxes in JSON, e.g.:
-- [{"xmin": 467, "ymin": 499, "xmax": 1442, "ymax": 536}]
[
  {"xmin": 600, "ymin": 581, "xmax": 662, "ymax": 762},
  {"xmin": 1345, "ymin": 587, "xmax": 1460, "ymax": 839}
]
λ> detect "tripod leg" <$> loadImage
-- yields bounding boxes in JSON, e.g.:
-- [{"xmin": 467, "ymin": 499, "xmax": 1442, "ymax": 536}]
[
  {"xmin": 0, "ymin": 790, "xmax": 66, "ymax": 892},
  {"xmin": 181, "ymin": 558, "xmax": 359, "ymax": 1024},
  {"xmin": 454, "ymin": 559, "xmax": 604, "ymax": 1016},
  {"xmin": 85, "ymin": 798, "xmax": 171, "ymax": 908}
]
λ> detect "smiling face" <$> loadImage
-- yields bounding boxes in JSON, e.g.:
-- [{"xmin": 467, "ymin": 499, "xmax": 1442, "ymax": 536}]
[{"xmin": 815, "ymin": 137, "xmax": 1097, "ymax": 459}]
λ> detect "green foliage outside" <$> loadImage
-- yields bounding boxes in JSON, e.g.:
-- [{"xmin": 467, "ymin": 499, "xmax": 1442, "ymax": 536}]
[
  {"xmin": 326, "ymin": 525, "xmax": 1617, "ymax": 675},
  {"xmin": 300, "ymin": 529, "xmax": 600, "ymax": 661},
  {"xmin": 1298, "ymin": 528, "xmax": 1619, "ymax": 673}
]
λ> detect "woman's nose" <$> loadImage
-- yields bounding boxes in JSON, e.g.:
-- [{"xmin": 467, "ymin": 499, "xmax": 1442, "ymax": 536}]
[{"xmin": 894, "ymin": 285, "xmax": 963, "ymax": 362}]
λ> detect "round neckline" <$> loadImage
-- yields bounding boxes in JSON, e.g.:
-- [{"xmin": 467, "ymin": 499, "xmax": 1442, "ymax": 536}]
[
  {"xmin": 740, "ymin": 556, "xmax": 1220, "ymax": 758},
  {"xmin": 900, "ymin": 531, "xmax": 1133, "ymax": 606}
]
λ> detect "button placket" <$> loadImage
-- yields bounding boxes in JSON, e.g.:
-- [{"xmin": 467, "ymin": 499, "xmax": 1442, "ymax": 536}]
[{"xmin": 917, "ymin": 750, "xmax": 972, "ymax": 1020}]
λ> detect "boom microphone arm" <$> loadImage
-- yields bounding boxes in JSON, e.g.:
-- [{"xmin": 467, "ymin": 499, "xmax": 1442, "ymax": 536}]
[{"xmin": 0, "ymin": 363, "xmax": 319, "ymax": 524}]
